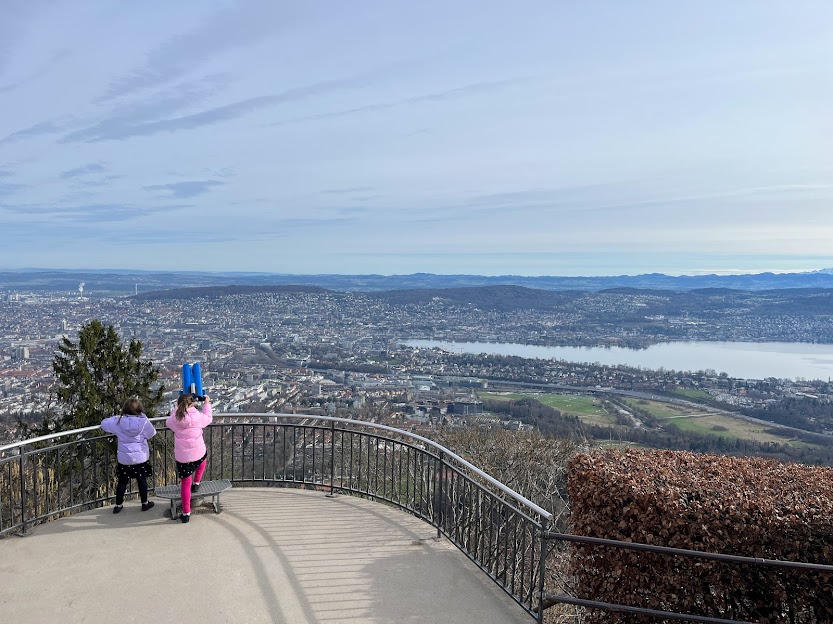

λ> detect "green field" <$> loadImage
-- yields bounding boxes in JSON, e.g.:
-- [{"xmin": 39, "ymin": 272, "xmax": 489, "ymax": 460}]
[
  {"xmin": 625, "ymin": 398, "xmax": 685, "ymax": 419},
  {"xmin": 481, "ymin": 391, "xmax": 820, "ymax": 450},
  {"xmin": 671, "ymin": 388, "xmax": 712, "ymax": 401},
  {"xmin": 480, "ymin": 392, "xmax": 617, "ymax": 425},
  {"xmin": 622, "ymin": 398, "xmax": 803, "ymax": 445}
]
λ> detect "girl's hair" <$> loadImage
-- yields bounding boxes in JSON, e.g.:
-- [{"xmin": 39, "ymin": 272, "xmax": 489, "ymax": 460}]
[
  {"xmin": 120, "ymin": 398, "xmax": 144, "ymax": 418},
  {"xmin": 176, "ymin": 394, "xmax": 194, "ymax": 420}
]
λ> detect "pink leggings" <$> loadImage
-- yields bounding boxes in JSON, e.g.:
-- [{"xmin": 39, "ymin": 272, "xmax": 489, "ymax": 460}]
[{"xmin": 180, "ymin": 459, "xmax": 207, "ymax": 514}]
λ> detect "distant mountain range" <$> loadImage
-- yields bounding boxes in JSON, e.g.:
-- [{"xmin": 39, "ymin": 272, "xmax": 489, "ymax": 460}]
[{"xmin": 3, "ymin": 268, "xmax": 833, "ymax": 294}]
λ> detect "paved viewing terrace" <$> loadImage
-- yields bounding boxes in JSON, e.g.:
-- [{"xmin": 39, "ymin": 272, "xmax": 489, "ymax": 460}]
[
  {"xmin": 6, "ymin": 414, "xmax": 827, "ymax": 623},
  {"xmin": 0, "ymin": 487, "xmax": 531, "ymax": 624}
]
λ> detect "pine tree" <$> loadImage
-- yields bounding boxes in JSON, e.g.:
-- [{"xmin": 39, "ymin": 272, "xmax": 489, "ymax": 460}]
[
  {"xmin": 10, "ymin": 322, "xmax": 165, "ymax": 522},
  {"xmin": 51, "ymin": 320, "xmax": 164, "ymax": 430}
]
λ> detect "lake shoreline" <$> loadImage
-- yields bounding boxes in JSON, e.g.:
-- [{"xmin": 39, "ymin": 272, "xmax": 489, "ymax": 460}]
[{"xmin": 403, "ymin": 339, "xmax": 833, "ymax": 382}]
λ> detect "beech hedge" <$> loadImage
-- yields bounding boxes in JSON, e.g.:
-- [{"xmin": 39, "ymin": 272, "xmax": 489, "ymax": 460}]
[{"xmin": 567, "ymin": 449, "xmax": 833, "ymax": 623}]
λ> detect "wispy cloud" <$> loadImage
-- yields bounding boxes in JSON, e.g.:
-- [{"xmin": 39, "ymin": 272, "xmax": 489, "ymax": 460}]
[
  {"xmin": 60, "ymin": 162, "xmax": 107, "ymax": 179},
  {"xmin": 0, "ymin": 48, "xmax": 69, "ymax": 95},
  {"xmin": 280, "ymin": 217, "xmax": 357, "ymax": 228},
  {"xmin": 143, "ymin": 180, "xmax": 225, "ymax": 199},
  {"xmin": 60, "ymin": 74, "xmax": 233, "ymax": 143},
  {"xmin": 0, "ymin": 0, "xmax": 54, "ymax": 78},
  {"xmin": 64, "ymin": 71, "xmax": 398, "ymax": 142},
  {"xmin": 0, "ymin": 182, "xmax": 24, "ymax": 197},
  {"xmin": 68, "ymin": 174, "xmax": 123, "ymax": 189},
  {"xmin": 1, "ymin": 202, "xmax": 189, "ymax": 223},
  {"xmin": 196, "ymin": 215, "xmax": 363, "ymax": 242},
  {"xmin": 101, "ymin": 229, "xmax": 238, "ymax": 245},
  {"xmin": 570, "ymin": 184, "xmax": 833, "ymax": 216},
  {"xmin": 98, "ymin": 3, "xmax": 289, "ymax": 101},
  {"xmin": 118, "ymin": 74, "xmax": 233, "ymax": 119},
  {"xmin": 0, "ymin": 119, "xmax": 64, "ymax": 145},
  {"xmin": 82, "ymin": 95, "xmax": 289, "ymax": 142},
  {"xmin": 403, "ymin": 185, "xmax": 621, "ymax": 223},
  {"xmin": 322, "ymin": 186, "xmax": 376, "ymax": 195},
  {"xmin": 267, "ymin": 78, "xmax": 527, "ymax": 127},
  {"xmin": 241, "ymin": 216, "xmax": 359, "ymax": 240},
  {"xmin": 404, "ymin": 180, "xmax": 833, "ymax": 226}
]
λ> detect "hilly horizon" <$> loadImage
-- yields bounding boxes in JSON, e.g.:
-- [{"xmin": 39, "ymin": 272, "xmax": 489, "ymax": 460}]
[{"xmin": 4, "ymin": 268, "xmax": 833, "ymax": 294}]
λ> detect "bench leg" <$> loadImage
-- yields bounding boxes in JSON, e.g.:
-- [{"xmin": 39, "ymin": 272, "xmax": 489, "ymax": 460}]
[
  {"xmin": 170, "ymin": 499, "xmax": 178, "ymax": 519},
  {"xmin": 213, "ymin": 494, "xmax": 221, "ymax": 514}
]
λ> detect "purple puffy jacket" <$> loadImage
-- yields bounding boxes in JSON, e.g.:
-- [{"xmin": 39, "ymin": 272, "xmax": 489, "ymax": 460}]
[
  {"xmin": 100, "ymin": 414, "xmax": 157, "ymax": 465},
  {"xmin": 166, "ymin": 403, "xmax": 213, "ymax": 463}
]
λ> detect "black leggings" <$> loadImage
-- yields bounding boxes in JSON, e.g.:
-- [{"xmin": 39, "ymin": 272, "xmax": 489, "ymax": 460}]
[{"xmin": 116, "ymin": 475, "xmax": 149, "ymax": 505}]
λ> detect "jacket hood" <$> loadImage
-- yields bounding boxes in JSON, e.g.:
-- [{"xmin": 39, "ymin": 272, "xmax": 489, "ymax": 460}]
[{"xmin": 116, "ymin": 414, "xmax": 149, "ymax": 434}]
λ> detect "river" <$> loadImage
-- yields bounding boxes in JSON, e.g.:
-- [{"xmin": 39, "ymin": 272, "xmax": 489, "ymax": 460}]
[{"xmin": 402, "ymin": 340, "xmax": 833, "ymax": 381}]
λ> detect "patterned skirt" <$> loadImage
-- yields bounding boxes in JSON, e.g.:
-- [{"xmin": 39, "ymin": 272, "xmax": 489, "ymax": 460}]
[
  {"xmin": 116, "ymin": 460, "xmax": 153, "ymax": 480},
  {"xmin": 176, "ymin": 453, "xmax": 207, "ymax": 479}
]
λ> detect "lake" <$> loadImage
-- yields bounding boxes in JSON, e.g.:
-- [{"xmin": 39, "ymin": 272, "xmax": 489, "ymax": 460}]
[{"xmin": 403, "ymin": 340, "xmax": 833, "ymax": 381}]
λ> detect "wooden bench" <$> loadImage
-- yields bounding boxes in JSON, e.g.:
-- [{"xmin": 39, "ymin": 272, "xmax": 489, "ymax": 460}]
[{"xmin": 154, "ymin": 480, "xmax": 232, "ymax": 519}]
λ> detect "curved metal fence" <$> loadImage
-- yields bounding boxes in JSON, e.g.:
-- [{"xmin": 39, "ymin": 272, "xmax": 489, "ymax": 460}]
[
  {"xmin": 3, "ymin": 414, "xmax": 830, "ymax": 623},
  {"xmin": 0, "ymin": 414, "xmax": 551, "ymax": 620}
]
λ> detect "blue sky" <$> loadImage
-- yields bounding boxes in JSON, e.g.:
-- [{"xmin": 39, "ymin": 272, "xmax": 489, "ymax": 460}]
[{"xmin": 1, "ymin": 1, "xmax": 831, "ymax": 276}]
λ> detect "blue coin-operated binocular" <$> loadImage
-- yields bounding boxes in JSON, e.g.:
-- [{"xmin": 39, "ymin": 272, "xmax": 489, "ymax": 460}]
[{"xmin": 181, "ymin": 362, "xmax": 205, "ymax": 400}]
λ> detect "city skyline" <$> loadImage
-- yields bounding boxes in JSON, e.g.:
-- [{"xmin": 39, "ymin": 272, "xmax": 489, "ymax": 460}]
[{"xmin": 2, "ymin": 1, "xmax": 832, "ymax": 276}]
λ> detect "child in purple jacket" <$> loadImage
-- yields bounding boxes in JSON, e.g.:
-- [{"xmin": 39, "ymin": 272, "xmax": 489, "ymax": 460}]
[{"xmin": 101, "ymin": 398, "xmax": 157, "ymax": 513}]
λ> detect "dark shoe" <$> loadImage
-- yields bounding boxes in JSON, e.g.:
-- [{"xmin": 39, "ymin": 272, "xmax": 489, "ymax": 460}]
[
  {"xmin": 180, "ymin": 513, "xmax": 190, "ymax": 523},
  {"xmin": 141, "ymin": 501, "xmax": 155, "ymax": 512},
  {"xmin": 191, "ymin": 482, "xmax": 200, "ymax": 493},
  {"xmin": 113, "ymin": 505, "xmax": 123, "ymax": 514}
]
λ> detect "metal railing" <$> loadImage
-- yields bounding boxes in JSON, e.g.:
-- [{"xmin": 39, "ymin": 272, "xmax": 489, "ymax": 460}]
[
  {"xmin": 0, "ymin": 414, "xmax": 551, "ymax": 620},
  {"xmin": 542, "ymin": 532, "xmax": 833, "ymax": 623},
  {"xmin": 2, "ymin": 414, "xmax": 831, "ymax": 623}
]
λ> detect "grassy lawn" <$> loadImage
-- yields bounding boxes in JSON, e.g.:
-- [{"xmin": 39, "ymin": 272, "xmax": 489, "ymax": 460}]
[
  {"xmin": 480, "ymin": 392, "xmax": 526, "ymax": 402},
  {"xmin": 671, "ymin": 388, "xmax": 712, "ymax": 401},
  {"xmin": 662, "ymin": 415, "xmax": 726, "ymax": 436},
  {"xmin": 481, "ymin": 392, "xmax": 825, "ymax": 451},
  {"xmin": 480, "ymin": 392, "xmax": 826, "ymax": 456},
  {"xmin": 480, "ymin": 391, "xmax": 617, "ymax": 425},
  {"xmin": 536, "ymin": 394, "xmax": 604, "ymax": 415},
  {"xmin": 624, "ymin": 398, "xmax": 805, "ymax": 445},
  {"xmin": 624, "ymin": 399, "xmax": 685, "ymax": 420}
]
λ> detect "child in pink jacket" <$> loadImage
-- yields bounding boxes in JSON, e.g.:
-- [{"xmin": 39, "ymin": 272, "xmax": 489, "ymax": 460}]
[{"xmin": 166, "ymin": 393, "xmax": 212, "ymax": 523}]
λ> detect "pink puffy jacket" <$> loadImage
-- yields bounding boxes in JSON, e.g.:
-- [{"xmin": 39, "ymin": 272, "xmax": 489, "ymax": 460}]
[{"xmin": 166, "ymin": 403, "xmax": 213, "ymax": 463}]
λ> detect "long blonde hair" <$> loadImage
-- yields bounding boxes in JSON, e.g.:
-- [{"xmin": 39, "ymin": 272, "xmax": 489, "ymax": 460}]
[{"xmin": 175, "ymin": 394, "xmax": 194, "ymax": 420}]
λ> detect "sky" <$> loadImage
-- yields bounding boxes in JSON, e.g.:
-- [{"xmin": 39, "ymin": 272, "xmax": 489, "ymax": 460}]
[{"xmin": 1, "ymin": 1, "xmax": 832, "ymax": 277}]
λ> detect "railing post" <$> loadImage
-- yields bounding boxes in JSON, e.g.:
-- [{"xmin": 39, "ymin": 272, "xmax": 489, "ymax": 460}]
[
  {"xmin": 537, "ymin": 518, "xmax": 549, "ymax": 624},
  {"xmin": 436, "ymin": 451, "xmax": 444, "ymax": 539},
  {"xmin": 18, "ymin": 447, "xmax": 27, "ymax": 535},
  {"xmin": 327, "ymin": 420, "xmax": 335, "ymax": 497}
]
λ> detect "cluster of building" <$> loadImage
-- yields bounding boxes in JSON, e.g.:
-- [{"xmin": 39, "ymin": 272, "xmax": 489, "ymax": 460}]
[{"xmin": 0, "ymin": 289, "xmax": 830, "ymax": 444}]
